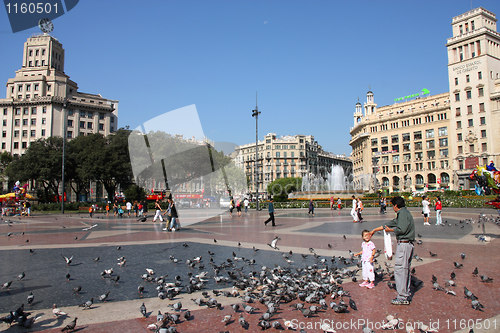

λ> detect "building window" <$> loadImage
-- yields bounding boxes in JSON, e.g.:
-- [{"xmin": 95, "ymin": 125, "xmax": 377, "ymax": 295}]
[
  {"xmin": 371, "ymin": 138, "xmax": 378, "ymax": 146},
  {"xmin": 466, "ymin": 90, "xmax": 471, "ymax": 99},
  {"xmin": 480, "ymin": 117, "xmax": 485, "ymax": 125},
  {"xmin": 482, "ymin": 143, "xmax": 487, "ymax": 152},
  {"xmin": 2, "ymin": 131, "xmax": 6, "ymax": 138},
  {"xmin": 30, "ymin": 119, "xmax": 36, "ymax": 125},
  {"xmin": 87, "ymin": 122, "xmax": 93, "ymax": 129},
  {"xmin": 438, "ymin": 127, "xmax": 447, "ymax": 136},
  {"xmin": 467, "ymin": 105, "xmax": 472, "ymax": 114},
  {"xmin": 478, "ymin": 87, "xmax": 483, "ymax": 97},
  {"xmin": 469, "ymin": 144, "xmax": 474, "ymax": 153},
  {"xmin": 392, "ymin": 145, "xmax": 399, "ymax": 152},
  {"xmin": 413, "ymin": 131, "xmax": 422, "ymax": 140},
  {"xmin": 18, "ymin": 85, "xmax": 22, "ymax": 92},
  {"xmin": 30, "ymin": 130, "xmax": 36, "ymax": 137},
  {"xmin": 458, "ymin": 146, "xmax": 463, "ymax": 154},
  {"xmin": 426, "ymin": 140, "xmax": 435, "ymax": 149},
  {"xmin": 479, "ymin": 103, "xmax": 484, "ymax": 112},
  {"xmin": 23, "ymin": 108, "xmax": 29, "ymax": 115},
  {"xmin": 458, "ymin": 133, "xmax": 462, "ymax": 141},
  {"xmin": 67, "ymin": 131, "xmax": 72, "ymax": 138},
  {"xmin": 80, "ymin": 121, "xmax": 85, "ymax": 129},
  {"xmin": 391, "ymin": 135, "xmax": 399, "ymax": 143},
  {"xmin": 1, "ymin": 143, "xmax": 4, "ymax": 149},
  {"xmin": 427, "ymin": 150, "xmax": 435, "ymax": 159},
  {"xmin": 14, "ymin": 119, "xmax": 20, "ymax": 126},
  {"xmin": 2, "ymin": 120, "xmax": 5, "ymax": 126},
  {"xmin": 47, "ymin": 85, "xmax": 51, "ymax": 91},
  {"xmin": 68, "ymin": 120, "xmax": 73, "ymax": 127},
  {"xmin": 414, "ymin": 142, "xmax": 422, "ymax": 150},
  {"xmin": 478, "ymin": 71, "xmax": 482, "ymax": 79},
  {"xmin": 41, "ymin": 129, "xmax": 45, "ymax": 136},
  {"xmin": 31, "ymin": 107, "xmax": 36, "ymax": 114},
  {"xmin": 402, "ymin": 133, "xmax": 410, "ymax": 142},
  {"xmin": 3, "ymin": 108, "xmax": 7, "ymax": 115},
  {"xmin": 13, "ymin": 142, "xmax": 18, "ymax": 149},
  {"xmin": 455, "ymin": 107, "xmax": 461, "ymax": 116},
  {"xmin": 439, "ymin": 138, "xmax": 448, "ymax": 147},
  {"xmin": 455, "ymin": 93, "xmax": 460, "ymax": 102},
  {"xmin": 455, "ymin": 77, "xmax": 458, "ymax": 85},
  {"xmin": 481, "ymin": 130, "xmax": 486, "ymax": 138},
  {"xmin": 22, "ymin": 119, "xmax": 28, "ymax": 126},
  {"xmin": 468, "ymin": 119, "xmax": 473, "ymax": 127},
  {"xmin": 26, "ymin": 85, "xmax": 31, "ymax": 92},
  {"xmin": 41, "ymin": 118, "xmax": 46, "ymax": 124},
  {"xmin": 425, "ymin": 129, "xmax": 434, "ymax": 138},
  {"xmin": 441, "ymin": 160, "xmax": 449, "ymax": 168},
  {"xmin": 276, "ymin": 152, "xmax": 280, "ymax": 158},
  {"xmin": 22, "ymin": 130, "xmax": 27, "ymax": 137},
  {"xmin": 393, "ymin": 155, "xmax": 399, "ymax": 163},
  {"xmin": 403, "ymin": 143, "xmax": 410, "ymax": 152},
  {"xmin": 42, "ymin": 106, "xmax": 46, "ymax": 113},
  {"xmin": 456, "ymin": 121, "xmax": 462, "ymax": 129}
]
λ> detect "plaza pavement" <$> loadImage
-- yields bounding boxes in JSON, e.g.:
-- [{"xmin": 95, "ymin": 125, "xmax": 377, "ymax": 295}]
[{"xmin": 0, "ymin": 206, "xmax": 499, "ymax": 332}]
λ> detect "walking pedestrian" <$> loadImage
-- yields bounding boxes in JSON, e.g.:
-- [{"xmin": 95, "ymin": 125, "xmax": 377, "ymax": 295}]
[
  {"xmin": 106, "ymin": 202, "xmax": 110, "ymax": 216},
  {"xmin": 369, "ymin": 196, "xmax": 415, "ymax": 305},
  {"xmin": 330, "ymin": 196, "xmax": 334, "ymax": 210},
  {"xmin": 113, "ymin": 201, "xmax": 118, "ymax": 217},
  {"xmin": 236, "ymin": 198, "xmax": 242, "ymax": 217},
  {"xmin": 164, "ymin": 198, "xmax": 180, "ymax": 231},
  {"xmin": 357, "ymin": 198, "xmax": 364, "ymax": 222},
  {"xmin": 308, "ymin": 199, "xmax": 315, "ymax": 216},
  {"xmin": 264, "ymin": 198, "xmax": 275, "ymax": 226},
  {"xmin": 435, "ymin": 196, "xmax": 442, "ymax": 225},
  {"xmin": 337, "ymin": 198, "xmax": 341, "ymax": 210},
  {"xmin": 422, "ymin": 196, "xmax": 431, "ymax": 225},
  {"xmin": 229, "ymin": 197, "xmax": 235, "ymax": 217},
  {"xmin": 153, "ymin": 199, "xmax": 164, "ymax": 222},
  {"xmin": 126, "ymin": 201, "xmax": 132, "ymax": 217},
  {"xmin": 351, "ymin": 196, "xmax": 359, "ymax": 223}
]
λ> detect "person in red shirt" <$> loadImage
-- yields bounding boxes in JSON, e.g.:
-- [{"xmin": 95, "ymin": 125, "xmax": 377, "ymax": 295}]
[{"xmin": 435, "ymin": 196, "xmax": 443, "ymax": 225}]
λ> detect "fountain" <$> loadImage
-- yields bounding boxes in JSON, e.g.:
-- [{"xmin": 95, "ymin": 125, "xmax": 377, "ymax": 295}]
[{"xmin": 291, "ymin": 164, "xmax": 367, "ymax": 199}]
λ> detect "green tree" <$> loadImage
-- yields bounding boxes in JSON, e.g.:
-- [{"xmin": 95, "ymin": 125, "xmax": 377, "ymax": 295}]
[
  {"xmin": 6, "ymin": 137, "xmax": 63, "ymax": 202},
  {"xmin": 267, "ymin": 177, "xmax": 302, "ymax": 202},
  {"xmin": 124, "ymin": 184, "xmax": 146, "ymax": 202}
]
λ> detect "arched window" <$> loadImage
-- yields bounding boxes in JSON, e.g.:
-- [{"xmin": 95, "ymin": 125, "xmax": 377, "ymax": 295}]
[
  {"xmin": 393, "ymin": 176, "xmax": 400, "ymax": 187},
  {"xmin": 428, "ymin": 173, "xmax": 437, "ymax": 184},
  {"xmin": 416, "ymin": 174, "xmax": 424, "ymax": 185},
  {"xmin": 441, "ymin": 172, "xmax": 450, "ymax": 184},
  {"xmin": 382, "ymin": 177, "xmax": 390, "ymax": 187}
]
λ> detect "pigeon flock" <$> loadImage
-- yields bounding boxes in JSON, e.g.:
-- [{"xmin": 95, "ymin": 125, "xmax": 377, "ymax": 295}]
[{"xmin": 0, "ymin": 213, "xmax": 498, "ymax": 332}]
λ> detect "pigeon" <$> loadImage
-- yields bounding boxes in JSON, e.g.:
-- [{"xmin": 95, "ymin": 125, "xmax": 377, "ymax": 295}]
[
  {"xmin": 62, "ymin": 255, "xmax": 73, "ymax": 265},
  {"xmin": 72, "ymin": 286, "xmax": 82, "ymax": 294},
  {"xmin": 79, "ymin": 298, "xmax": 93, "ymax": 310},
  {"xmin": 272, "ymin": 321, "xmax": 284, "ymax": 330},
  {"xmin": 480, "ymin": 275, "xmax": 493, "ymax": 283},
  {"xmin": 52, "ymin": 304, "xmax": 67, "ymax": 317},
  {"xmin": 116, "ymin": 246, "xmax": 121, "ymax": 250},
  {"xmin": 183, "ymin": 310, "xmax": 191, "ymax": 321},
  {"xmin": 99, "ymin": 291, "xmax": 110, "ymax": 302},
  {"xmin": 232, "ymin": 304, "xmax": 240, "ymax": 312},
  {"xmin": 464, "ymin": 286, "xmax": 477, "ymax": 300},
  {"xmin": 111, "ymin": 275, "xmax": 120, "ymax": 283},
  {"xmin": 146, "ymin": 268, "xmax": 155, "ymax": 275},
  {"xmin": 450, "ymin": 272, "xmax": 456, "ymax": 280},
  {"xmin": 2, "ymin": 281, "xmax": 12, "ymax": 289},
  {"xmin": 222, "ymin": 314, "xmax": 232, "ymax": 325},
  {"xmin": 239, "ymin": 315, "xmax": 249, "ymax": 329},
  {"xmin": 17, "ymin": 272, "xmax": 25, "ymax": 280},
  {"xmin": 140, "ymin": 302, "xmax": 147, "ymax": 317},
  {"xmin": 328, "ymin": 243, "xmax": 332, "ymax": 249},
  {"xmin": 454, "ymin": 262, "xmax": 463, "ymax": 269},
  {"xmin": 171, "ymin": 301, "xmax": 182, "ymax": 311},
  {"xmin": 61, "ymin": 317, "xmax": 77, "ymax": 332},
  {"xmin": 138, "ymin": 285, "xmax": 144, "ymax": 295},
  {"xmin": 471, "ymin": 299, "xmax": 484, "ymax": 311},
  {"xmin": 349, "ymin": 298, "xmax": 357, "ymax": 310},
  {"xmin": 65, "ymin": 273, "xmax": 71, "ymax": 281},
  {"xmin": 27, "ymin": 292, "xmax": 34, "ymax": 305},
  {"xmin": 267, "ymin": 236, "xmax": 280, "ymax": 250},
  {"xmin": 472, "ymin": 267, "xmax": 478, "ymax": 276},
  {"xmin": 429, "ymin": 251, "xmax": 437, "ymax": 257},
  {"xmin": 93, "ymin": 257, "xmax": 100, "ymax": 262},
  {"xmin": 258, "ymin": 320, "xmax": 271, "ymax": 330},
  {"xmin": 213, "ymin": 239, "xmax": 217, "ymax": 243},
  {"xmin": 460, "ymin": 252, "xmax": 466, "ymax": 260}
]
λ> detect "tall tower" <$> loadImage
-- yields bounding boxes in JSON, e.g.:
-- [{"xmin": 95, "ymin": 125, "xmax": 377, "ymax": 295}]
[
  {"xmin": 353, "ymin": 100, "xmax": 362, "ymax": 126},
  {"xmin": 446, "ymin": 7, "xmax": 500, "ymax": 189},
  {"xmin": 364, "ymin": 90, "xmax": 376, "ymax": 115}
]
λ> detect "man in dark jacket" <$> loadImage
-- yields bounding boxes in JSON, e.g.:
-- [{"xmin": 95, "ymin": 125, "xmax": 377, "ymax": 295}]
[{"xmin": 264, "ymin": 198, "xmax": 275, "ymax": 227}]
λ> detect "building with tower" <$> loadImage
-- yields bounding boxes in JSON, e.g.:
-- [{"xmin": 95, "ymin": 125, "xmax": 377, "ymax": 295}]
[
  {"xmin": 0, "ymin": 34, "xmax": 118, "ymax": 156},
  {"xmin": 350, "ymin": 7, "xmax": 500, "ymax": 192}
]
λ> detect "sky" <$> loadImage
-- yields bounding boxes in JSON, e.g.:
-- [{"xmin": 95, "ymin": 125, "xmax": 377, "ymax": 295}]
[{"xmin": 1, "ymin": 0, "xmax": 500, "ymax": 156}]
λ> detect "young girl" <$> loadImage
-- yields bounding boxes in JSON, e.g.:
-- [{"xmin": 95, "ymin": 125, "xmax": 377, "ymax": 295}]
[{"xmin": 354, "ymin": 230, "xmax": 376, "ymax": 289}]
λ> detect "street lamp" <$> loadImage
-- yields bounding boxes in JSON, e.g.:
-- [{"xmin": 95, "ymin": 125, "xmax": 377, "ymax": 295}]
[
  {"xmin": 61, "ymin": 100, "xmax": 68, "ymax": 214},
  {"xmin": 252, "ymin": 96, "xmax": 260, "ymax": 210}
]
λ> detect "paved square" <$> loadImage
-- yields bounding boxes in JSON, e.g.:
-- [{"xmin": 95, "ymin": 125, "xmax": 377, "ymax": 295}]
[{"xmin": 0, "ymin": 207, "xmax": 499, "ymax": 332}]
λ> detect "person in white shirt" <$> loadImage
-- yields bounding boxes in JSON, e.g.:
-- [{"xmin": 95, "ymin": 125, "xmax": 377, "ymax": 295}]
[
  {"xmin": 351, "ymin": 195, "xmax": 359, "ymax": 223},
  {"xmin": 421, "ymin": 196, "xmax": 431, "ymax": 225},
  {"xmin": 244, "ymin": 198, "xmax": 249, "ymax": 213},
  {"xmin": 126, "ymin": 201, "xmax": 132, "ymax": 217}
]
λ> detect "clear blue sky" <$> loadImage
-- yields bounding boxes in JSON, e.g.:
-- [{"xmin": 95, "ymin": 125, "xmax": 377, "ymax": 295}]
[{"xmin": 1, "ymin": 0, "xmax": 500, "ymax": 156}]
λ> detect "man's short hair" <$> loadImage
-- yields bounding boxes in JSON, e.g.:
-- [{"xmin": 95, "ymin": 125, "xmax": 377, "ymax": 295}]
[{"xmin": 391, "ymin": 196, "xmax": 406, "ymax": 208}]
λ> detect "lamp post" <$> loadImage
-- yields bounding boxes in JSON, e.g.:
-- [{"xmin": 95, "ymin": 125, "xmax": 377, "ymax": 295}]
[
  {"xmin": 61, "ymin": 100, "xmax": 68, "ymax": 214},
  {"xmin": 252, "ymin": 98, "xmax": 260, "ymax": 210}
]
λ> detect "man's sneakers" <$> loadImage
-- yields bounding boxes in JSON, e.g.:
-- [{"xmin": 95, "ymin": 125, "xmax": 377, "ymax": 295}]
[
  {"xmin": 391, "ymin": 297, "xmax": 410, "ymax": 305},
  {"xmin": 359, "ymin": 281, "xmax": 369, "ymax": 287},
  {"xmin": 424, "ymin": 222, "xmax": 430, "ymax": 226}
]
